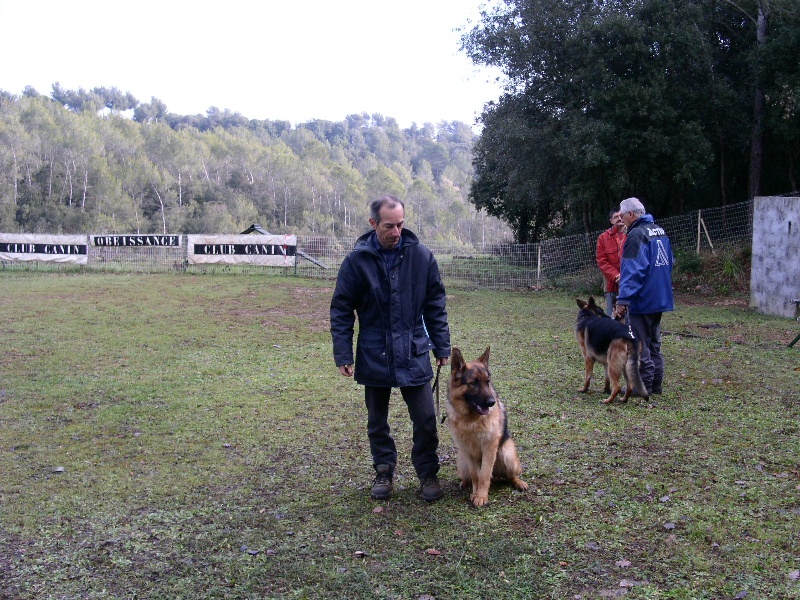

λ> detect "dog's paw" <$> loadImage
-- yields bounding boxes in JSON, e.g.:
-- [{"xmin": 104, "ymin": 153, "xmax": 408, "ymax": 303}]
[
  {"xmin": 471, "ymin": 494, "xmax": 489, "ymax": 507},
  {"xmin": 512, "ymin": 478, "xmax": 529, "ymax": 491}
]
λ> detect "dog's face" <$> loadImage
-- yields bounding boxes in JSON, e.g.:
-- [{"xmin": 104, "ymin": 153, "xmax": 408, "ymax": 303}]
[
  {"xmin": 576, "ymin": 296, "xmax": 609, "ymax": 321},
  {"xmin": 451, "ymin": 347, "xmax": 496, "ymax": 415}
]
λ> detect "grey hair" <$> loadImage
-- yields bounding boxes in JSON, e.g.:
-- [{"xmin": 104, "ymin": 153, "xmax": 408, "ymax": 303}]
[
  {"xmin": 370, "ymin": 195, "xmax": 404, "ymax": 223},
  {"xmin": 620, "ymin": 197, "xmax": 646, "ymax": 216}
]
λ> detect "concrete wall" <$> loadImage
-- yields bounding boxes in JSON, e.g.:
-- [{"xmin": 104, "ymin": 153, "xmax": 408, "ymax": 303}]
[{"xmin": 750, "ymin": 196, "xmax": 800, "ymax": 318}]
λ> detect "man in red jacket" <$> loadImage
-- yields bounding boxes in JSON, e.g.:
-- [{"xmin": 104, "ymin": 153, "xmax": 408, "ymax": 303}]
[{"xmin": 595, "ymin": 209, "xmax": 626, "ymax": 314}]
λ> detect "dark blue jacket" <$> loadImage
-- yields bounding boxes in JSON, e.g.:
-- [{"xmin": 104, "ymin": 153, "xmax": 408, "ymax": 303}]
[
  {"xmin": 330, "ymin": 229, "xmax": 450, "ymax": 387},
  {"xmin": 617, "ymin": 214, "xmax": 675, "ymax": 315}
]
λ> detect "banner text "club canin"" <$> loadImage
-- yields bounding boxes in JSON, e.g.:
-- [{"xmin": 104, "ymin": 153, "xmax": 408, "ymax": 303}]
[
  {"xmin": 0, "ymin": 243, "xmax": 87, "ymax": 255},
  {"xmin": 192, "ymin": 244, "xmax": 296, "ymax": 256}
]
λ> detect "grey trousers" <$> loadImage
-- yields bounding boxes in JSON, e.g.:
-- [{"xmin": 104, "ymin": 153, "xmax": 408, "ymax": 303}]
[{"xmin": 604, "ymin": 292, "xmax": 617, "ymax": 315}]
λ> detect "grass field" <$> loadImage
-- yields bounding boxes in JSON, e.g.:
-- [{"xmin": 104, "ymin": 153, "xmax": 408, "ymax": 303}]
[{"xmin": 1, "ymin": 273, "xmax": 798, "ymax": 599}]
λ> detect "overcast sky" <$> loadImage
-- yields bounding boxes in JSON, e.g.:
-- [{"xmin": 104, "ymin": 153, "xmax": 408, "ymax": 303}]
[{"xmin": 0, "ymin": 0, "xmax": 504, "ymax": 128}]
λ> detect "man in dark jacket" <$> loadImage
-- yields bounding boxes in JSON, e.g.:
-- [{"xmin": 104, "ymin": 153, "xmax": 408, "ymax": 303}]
[
  {"xmin": 330, "ymin": 195, "xmax": 450, "ymax": 502},
  {"xmin": 614, "ymin": 197, "xmax": 674, "ymax": 395}
]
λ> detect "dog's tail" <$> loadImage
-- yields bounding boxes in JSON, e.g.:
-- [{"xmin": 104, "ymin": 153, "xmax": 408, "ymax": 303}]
[{"xmin": 626, "ymin": 340, "xmax": 650, "ymax": 400}]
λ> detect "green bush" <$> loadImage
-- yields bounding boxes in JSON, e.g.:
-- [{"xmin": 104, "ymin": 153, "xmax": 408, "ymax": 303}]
[
  {"xmin": 674, "ymin": 250, "xmax": 703, "ymax": 275},
  {"xmin": 673, "ymin": 245, "xmax": 751, "ymax": 295}
]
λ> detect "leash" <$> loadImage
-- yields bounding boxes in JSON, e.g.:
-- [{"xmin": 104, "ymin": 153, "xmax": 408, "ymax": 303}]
[
  {"xmin": 623, "ymin": 309, "xmax": 635, "ymax": 338},
  {"xmin": 431, "ymin": 364, "xmax": 447, "ymax": 423}
]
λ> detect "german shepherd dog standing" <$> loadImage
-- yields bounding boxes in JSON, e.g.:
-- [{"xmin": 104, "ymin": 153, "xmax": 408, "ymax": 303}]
[
  {"xmin": 447, "ymin": 347, "xmax": 528, "ymax": 507},
  {"xmin": 575, "ymin": 297, "xmax": 649, "ymax": 404}
]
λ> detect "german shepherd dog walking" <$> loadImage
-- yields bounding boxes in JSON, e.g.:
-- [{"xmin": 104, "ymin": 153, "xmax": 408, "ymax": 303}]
[
  {"xmin": 447, "ymin": 347, "xmax": 528, "ymax": 507},
  {"xmin": 575, "ymin": 297, "xmax": 649, "ymax": 404}
]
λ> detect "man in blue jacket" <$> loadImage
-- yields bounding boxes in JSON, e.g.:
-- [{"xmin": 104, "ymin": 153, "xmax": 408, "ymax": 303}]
[
  {"xmin": 614, "ymin": 197, "xmax": 674, "ymax": 396},
  {"xmin": 330, "ymin": 195, "xmax": 451, "ymax": 502}
]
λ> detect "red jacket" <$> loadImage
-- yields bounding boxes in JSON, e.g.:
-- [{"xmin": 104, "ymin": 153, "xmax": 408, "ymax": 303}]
[{"xmin": 596, "ymin": 227, "xmax": 626, "ymax": 293}]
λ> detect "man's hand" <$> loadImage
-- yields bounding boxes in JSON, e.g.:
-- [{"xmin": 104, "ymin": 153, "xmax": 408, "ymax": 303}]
[
  {"xmin": 436, "ymin": 356, "xmax": 449, "ymax": 367},
  {"xmin": 338, "ymin": 364, "xmax": 353, "ymax": 377},
  {"xmin": 614, "ymin": 305, "xmax": 627, "ymax": 319}
]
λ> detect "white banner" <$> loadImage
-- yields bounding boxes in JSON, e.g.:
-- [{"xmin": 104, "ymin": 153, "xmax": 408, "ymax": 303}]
[
  {"xmin": 187, "ymin": 234, "xmax": 297, "ymax": 266},
  {"xmin": 0, "ymin": 233, "xmax": 88, "ymax": 264}
]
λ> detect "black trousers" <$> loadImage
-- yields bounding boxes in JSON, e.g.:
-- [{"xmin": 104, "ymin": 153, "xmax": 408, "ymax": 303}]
[
  {"xmin": 364, "ymin": 384, "xmax": 439, "ymax": 479},
  {"xmin": 628, "ymin": 312, "xmax": 664, "ymax": 392}
]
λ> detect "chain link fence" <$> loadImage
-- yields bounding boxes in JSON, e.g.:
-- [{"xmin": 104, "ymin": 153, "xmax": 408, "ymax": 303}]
[
  {"xmin": 299, "ymin": 200, "xmax": 754, "ymax": 289},
  {"xmin": 1, "ymin": 201, "xmax": 753, "ymax": 289}
]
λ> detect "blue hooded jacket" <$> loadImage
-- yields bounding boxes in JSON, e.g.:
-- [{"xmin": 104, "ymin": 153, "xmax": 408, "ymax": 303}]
[
  {"xmin": 617, "ymin": 214, "xmax": 675, "ymax": 315},
  {"xmin": 330, "ymin": 228, "xmax": 450, "ymax": 387}
]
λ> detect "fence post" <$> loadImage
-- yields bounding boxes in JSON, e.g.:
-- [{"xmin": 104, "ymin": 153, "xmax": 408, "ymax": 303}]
[
  {"xmin": 696, "ymin": 210, "xmax": 702, "ymax": 254},
  {"xmin": 537, "ymin": 244, "xmax": 541, "ymax": 281},
  {"xmin": 695, "ymin": 210, "xmax": 716, "ymax": 255}
]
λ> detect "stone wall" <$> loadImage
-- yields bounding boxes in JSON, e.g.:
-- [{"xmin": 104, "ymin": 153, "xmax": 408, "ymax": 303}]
[{"xmin": 750, "ymin": 196, "xmax": 800, "ymax": 318}]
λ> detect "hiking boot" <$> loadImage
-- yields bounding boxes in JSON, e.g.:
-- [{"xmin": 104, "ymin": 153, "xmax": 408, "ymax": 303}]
[
  {"xmin": 650, "ymin": 383, "xmax": 663, "ymax": 395},
  {"xmin": 370, "ymin": 464, "xmax": 393, "ymax": 500},
  {"xmin": 419, "ymin": 475, "xmax": 443, "ymax": 502}
]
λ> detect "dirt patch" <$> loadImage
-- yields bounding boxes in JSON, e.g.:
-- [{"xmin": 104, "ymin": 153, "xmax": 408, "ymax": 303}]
[
  {"xmin": 261, "ymin": 286, "xmax": 332, "ymax": 333},
  {"xmin": 674, "ymin": 291, "xmax": 749, "ymax": 308}
]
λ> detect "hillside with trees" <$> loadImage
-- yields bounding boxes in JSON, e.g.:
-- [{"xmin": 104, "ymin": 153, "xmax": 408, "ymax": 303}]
[
  {"xmin": 4, "ymin": 2, "xmax": 799, "ymax": 246},
  {"xmin": 464, "ymin": 0, "xmax": 800, "ymax": 242},
  {"xmin": 0, "ymin": 86, "xmax": 510, "ymax": 244}
]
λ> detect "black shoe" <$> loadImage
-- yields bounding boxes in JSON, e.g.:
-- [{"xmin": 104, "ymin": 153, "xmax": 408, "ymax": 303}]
[
  {"xmin": 370, "ymin": 465, "xmax": 393, "ymax": 500},
  {"xmin": 650, "ymin": 384, "xmax": 662, "ymax": 395},
  {"xmin": 419, "ymin": 475, "xmax": 443, "ymax": 502}
]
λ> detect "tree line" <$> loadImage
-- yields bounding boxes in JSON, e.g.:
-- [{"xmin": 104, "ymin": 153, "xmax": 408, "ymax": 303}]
[
  {"xmin": 464, "ymin": 0, "xmax": 800, "ymax": 242},
  {"xmin": 0, "ymin": 86, "xmax": 510, "ymax": 246}
]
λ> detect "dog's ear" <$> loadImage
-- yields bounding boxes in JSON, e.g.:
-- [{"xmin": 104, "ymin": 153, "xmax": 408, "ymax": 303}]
[
  {"xmin": 477, "ymin": 346, "xmax": 490, "ymax": 366},
  {"xmin": 451, "ymin": 347, "xmax": 465, "ymax": 375},
  {"xmin": 576, "ymin": 298, "xmax": 587, "ymax": 308},
  {"xmin": 588, "ymin": 296, "xmax": 597, "ymax": 308}
]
